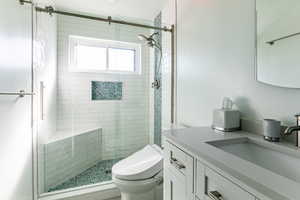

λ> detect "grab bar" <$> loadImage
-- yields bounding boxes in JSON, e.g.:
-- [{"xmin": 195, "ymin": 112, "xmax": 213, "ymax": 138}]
[{"xmin": 0, "ymin": 90, "xmax": 35, "ymax": 98}]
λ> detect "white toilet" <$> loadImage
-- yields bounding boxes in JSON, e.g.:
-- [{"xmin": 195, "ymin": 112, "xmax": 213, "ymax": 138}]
[{"xmin": 112, "ymin": 144, "xmax": 163, "ymax": 200}]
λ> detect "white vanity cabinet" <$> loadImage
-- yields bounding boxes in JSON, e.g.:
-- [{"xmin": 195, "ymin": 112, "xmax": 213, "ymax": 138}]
[
  {"xmin": 164, "ymin": 140, "xmax": 258, "ymax": 200},
  {"xmin": 163, "ymin": 141, "xmax": 194, "ymax": 200}
]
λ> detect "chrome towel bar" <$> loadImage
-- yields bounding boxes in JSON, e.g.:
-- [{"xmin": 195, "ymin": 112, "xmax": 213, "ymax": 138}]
[{"xmin": 0, "ymin": 90, "xmax": 35, "ymax": 98}]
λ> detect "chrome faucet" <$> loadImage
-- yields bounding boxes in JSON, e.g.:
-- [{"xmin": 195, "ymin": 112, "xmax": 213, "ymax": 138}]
[{"xmin": 284, "ymin": 114, "xmax": 300, "ymax": 147}]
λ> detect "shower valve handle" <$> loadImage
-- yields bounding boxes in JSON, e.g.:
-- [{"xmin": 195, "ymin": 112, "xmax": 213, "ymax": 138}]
[{"xmin": 152, "ymin": 79, "xmax": 160, "ymax": 89}]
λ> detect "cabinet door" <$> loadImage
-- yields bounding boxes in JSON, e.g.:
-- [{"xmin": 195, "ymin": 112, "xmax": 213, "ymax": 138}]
[
  {"xmin": 164, "ymin": 168, "xmax": 188, "ymax": 200},
  {"xmin": 163, "ymin": 141, "xmax": 194, "ymax": 200},
  {"xmin": 195, "ymin": 161, "xmax": 205, "ymax": 200}
]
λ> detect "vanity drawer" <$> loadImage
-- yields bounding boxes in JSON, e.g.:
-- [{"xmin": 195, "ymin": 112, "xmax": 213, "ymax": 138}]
[{"xmin": 205, "ymin": 168, "xmax": 255, "ymax": 200}]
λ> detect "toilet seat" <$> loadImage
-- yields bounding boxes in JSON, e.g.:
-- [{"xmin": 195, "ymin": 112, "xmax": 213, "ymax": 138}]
[
  {"xmin": 112, "ymin": 144, "xmax": 163, "ymax": 181},
  {"xmin": 113, "ymin": 170, "xmax": 163, "ymax": 193}
]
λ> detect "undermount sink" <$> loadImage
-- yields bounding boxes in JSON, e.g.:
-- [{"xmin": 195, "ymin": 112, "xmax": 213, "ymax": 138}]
[{"xmin": 207, "ymin": 137, "xmax": 300, "ymax": 183}]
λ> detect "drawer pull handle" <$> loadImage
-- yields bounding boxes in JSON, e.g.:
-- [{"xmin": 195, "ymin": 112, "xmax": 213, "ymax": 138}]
[
  {"xmin": 170, "ymin": 157, "xmax": 186, "ymax": 170},
  {"xmin": 208, "ymin": 191, "xmax": 223, "ymax": 200}
]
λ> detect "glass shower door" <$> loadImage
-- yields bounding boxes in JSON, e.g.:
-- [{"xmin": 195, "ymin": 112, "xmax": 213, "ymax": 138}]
[
  {"xmin": 35, "ymin": 9, "xmax": 172, "ymax": 195},
  {"xmin": 0, "ymin": 1, "xmax": 33, "ymax": 199}
]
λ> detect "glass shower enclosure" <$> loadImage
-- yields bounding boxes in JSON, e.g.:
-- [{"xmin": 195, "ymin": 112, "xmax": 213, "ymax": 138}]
[{"xmin": 33, "ymin": 6, "xmax": 173, "ymax": 195}]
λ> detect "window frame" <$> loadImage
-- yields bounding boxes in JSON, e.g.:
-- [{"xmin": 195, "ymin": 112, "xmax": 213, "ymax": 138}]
[{"xmin": 69, "ymin": 35, "xmax": 142, "ymax": 74}]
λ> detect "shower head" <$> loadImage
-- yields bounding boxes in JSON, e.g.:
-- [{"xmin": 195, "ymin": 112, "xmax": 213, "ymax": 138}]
[
  {"xmin": 137, "ymin": 34, "xmax": 149, "ymax": 41},
  {"xmin": 138, "ymin": 32, "xmax": 158, "ymax": 41},
  {"xmin": 138, "ymin": 32, "xmax": 160, "ymax": 48}
]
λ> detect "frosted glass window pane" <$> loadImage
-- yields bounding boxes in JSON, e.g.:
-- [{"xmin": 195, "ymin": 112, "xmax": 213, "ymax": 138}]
[
  {"xmin": 109, "ymin": 48, "xmax": 135, "ymax": 71},
  {"xmin": 76, "ymin": 45, "xmax": 106, "ymax": 70}
]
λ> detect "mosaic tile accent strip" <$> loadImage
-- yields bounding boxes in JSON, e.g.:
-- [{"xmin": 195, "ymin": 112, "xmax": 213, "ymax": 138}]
[
  {"xmin": 91, "ymin": 81, "xmax": 123, "ymax": 100},
  {"xmin": 154, "ymin": 12, "xmax": 162, "ymax": 146},
  {"xmin": 48, "ymin": 158, "xmax": 123, "ymax": 192}
]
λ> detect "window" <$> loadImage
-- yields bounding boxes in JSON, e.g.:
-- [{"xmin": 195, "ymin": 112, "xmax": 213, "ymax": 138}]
[
  {"xmin": 69, "ymin": 35, "xmax": 141, "ymax": 74},
  {"xmin": 108, "ymin": 48, "xmax": 135, "ymax": 72},
  {"xmin": 76, "ymin": 45, "xmax": 107, "ymax": 70}
]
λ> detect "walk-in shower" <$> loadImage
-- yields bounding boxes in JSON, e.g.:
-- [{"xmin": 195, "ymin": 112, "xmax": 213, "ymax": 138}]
[{"xmin": 29, "ymin": 2, "xmax": 174, "ymax": 197}]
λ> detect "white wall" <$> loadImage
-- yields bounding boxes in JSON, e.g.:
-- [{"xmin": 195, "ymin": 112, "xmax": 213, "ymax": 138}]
[
  {"xmin": 176, "ymin": 0, "xmax": 300, "ymax": 129},
  {"xmin": 56, "ymin": 15, "xmax": 151, "ymax": 160}
]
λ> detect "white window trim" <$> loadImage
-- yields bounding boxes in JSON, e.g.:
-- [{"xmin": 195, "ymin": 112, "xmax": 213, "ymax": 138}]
[{"xmin": 69, "ymin": 35, "xmax": 142, "ymax": 74}]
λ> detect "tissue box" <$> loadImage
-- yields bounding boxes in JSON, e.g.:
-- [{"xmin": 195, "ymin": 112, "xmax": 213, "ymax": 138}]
[{"xmin": 212, "ymin": 109, "xmax": 240, "ymax": 132}]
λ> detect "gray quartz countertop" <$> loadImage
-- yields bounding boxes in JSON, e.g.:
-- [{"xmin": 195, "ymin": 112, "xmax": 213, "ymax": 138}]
[{"xmin": 163, "ymin": 127, "xmax": 300, "ymax": 200}]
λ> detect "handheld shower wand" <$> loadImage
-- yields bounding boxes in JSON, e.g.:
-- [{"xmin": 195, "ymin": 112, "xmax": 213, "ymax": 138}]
[{"xmin": 138, "ymin": 32, "xmax": 162, "ymax": 89}]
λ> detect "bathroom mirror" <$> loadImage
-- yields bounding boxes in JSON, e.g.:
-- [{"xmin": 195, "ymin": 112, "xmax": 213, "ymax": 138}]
[{"xmin": 256, "ymin": 0, "xmax": 300, "ymax": 88}]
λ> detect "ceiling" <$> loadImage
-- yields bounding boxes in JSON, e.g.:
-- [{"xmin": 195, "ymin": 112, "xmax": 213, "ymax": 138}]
[{"xmin": 36, "ymin": 0, "xmax": 167, "ymax": 21}]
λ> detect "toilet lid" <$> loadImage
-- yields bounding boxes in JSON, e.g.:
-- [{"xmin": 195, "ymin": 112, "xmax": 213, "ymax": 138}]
[{"xmin": 112, "ymin": 145, "xmax": 163, "ymax": 181}]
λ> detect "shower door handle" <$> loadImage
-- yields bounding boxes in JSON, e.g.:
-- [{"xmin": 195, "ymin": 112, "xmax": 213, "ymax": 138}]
[{"xmin": 40, "ymin": 81, "xmax": 45, "ymax": 120}]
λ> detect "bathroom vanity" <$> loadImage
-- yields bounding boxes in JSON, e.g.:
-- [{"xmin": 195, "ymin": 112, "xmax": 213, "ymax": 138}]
[{"xmin": 163, "ymin": 127, "xmax": 300, "ymax": 200}]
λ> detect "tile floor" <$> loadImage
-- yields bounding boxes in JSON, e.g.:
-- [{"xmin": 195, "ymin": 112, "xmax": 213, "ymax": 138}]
[{"xmin": 48, "ymin": 158, "xmax": 122, "ymax": 192}]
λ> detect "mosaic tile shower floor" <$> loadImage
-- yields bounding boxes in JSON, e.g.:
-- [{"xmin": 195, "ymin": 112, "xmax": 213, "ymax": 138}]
[{"xmin": 48, "ymin": 158, "xmax": 123, "ymax": 192}]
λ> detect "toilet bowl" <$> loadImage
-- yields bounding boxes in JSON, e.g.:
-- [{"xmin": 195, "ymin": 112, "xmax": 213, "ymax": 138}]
[{"xmin": 112, "ymin": 144, "xmax": 163, "ymax": 200}]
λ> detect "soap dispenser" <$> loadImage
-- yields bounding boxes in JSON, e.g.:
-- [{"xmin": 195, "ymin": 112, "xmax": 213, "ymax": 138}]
[{"xmin": 212, "ymin": 97, "xmax": 240, "ymax": 132}]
